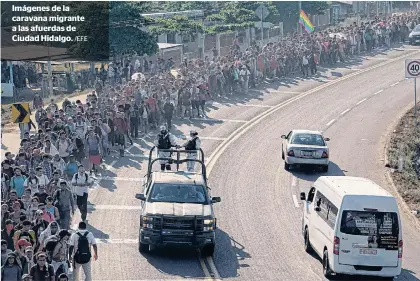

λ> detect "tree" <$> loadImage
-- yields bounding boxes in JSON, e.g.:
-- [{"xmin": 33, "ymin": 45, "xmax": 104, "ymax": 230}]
[
  {"xmin": 302, "ymin": 1, "xmax": 330, "ymax": 15},
  {"xmin": 148, "ymin": 15, "xmax": 204, "ymax": 36},
  {"xmin": 204, "ymin": 2, "xmax": 280, "ymax": 34}
]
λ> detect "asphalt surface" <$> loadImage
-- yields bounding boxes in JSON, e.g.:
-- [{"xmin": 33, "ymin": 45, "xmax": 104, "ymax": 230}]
[{"xmin": 2, "ymin": 45, "xmax": 420, "ymax": 281}]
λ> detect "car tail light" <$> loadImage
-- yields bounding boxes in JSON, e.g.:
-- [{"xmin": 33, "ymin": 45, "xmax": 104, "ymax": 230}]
[
  {"xmin": 321, "ymin": 151, "xmax": 329, "ymax": 158},
  {"xmin": 333, "ymin": 236, "xmax": 340, "ymax": 255},
  {"xmin": 287, "ymin": 150, "xmax": 294, "ymax": 156},
  {"xmin": 398, "ymin": 240, "xmax": 403, "ymax": 258}
]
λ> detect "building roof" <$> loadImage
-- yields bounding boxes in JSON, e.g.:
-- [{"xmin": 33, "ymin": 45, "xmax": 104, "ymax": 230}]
[
  {"xmin": 158, "ymin": 43, "xmax": 183, "ymax": 50},
  {"xmin": 333, "ymin": 1, "xmax": 353, "ymax": 6}
]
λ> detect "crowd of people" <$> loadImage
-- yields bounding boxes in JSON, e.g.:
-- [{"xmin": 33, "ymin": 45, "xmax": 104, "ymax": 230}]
[{"xmin": 1, "ymin": 11, "xmax": 419, "ymax": 281}]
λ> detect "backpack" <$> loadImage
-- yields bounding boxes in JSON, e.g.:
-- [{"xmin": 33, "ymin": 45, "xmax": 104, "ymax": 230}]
[
  {"xmin": 75, "ymin": 173, "xmax": 89, "ymax": 182},
  {"xmin": 74, "ymin": 231, "xmax": 91, "ymax": 264},
  {"xmin": 45, "ymin": 235, "xmax": 60, "ymax": 252}
]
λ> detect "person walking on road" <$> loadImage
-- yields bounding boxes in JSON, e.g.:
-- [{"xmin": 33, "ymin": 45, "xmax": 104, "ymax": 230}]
[
  {"xmin": 29, "ymin": 252, "xmax": 55, "ymax": 281},
  {"xmin": 155, "ymin": 126, "xmax": 177, "ymax": 171},
  {"xmin": 69, "ymin": 221, "xmax": 98, "ymax": 281},
  {"xmin": 179, "ymin": 130, "xmax": 201, "ymax": 172},
  {"xmin": 53, "ymin": 180, "xmax": 75, "ymax": 230},
  {"xmin": 71, "ymin": 165, "xmax": 92, "ymax": 223},
  {"xmin": 163, "ymin": 99, "xmax": 174, "ymax": 131}
]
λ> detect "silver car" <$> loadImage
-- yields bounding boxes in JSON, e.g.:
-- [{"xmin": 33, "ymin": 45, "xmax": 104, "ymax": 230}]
[{"xmin": 281, "ymin": 129, "xmax": 330, "ymax": 172}]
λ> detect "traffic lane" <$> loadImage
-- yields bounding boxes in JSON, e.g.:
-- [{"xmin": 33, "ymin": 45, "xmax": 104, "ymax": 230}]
[
  {"xmin": 322, "ymin": 81, "xmax": 420, "ymax": 279},
  {"xmin": 91, "ymin": 244, "xmax": 205, "ymax": 280},
  {"xmin": 208, "ymin": 66, "xmax": 418, "ymax": 280}
]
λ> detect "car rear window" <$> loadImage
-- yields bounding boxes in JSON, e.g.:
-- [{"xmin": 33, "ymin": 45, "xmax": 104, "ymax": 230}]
[
  {"xmin": 340, "ymin": 210, "xmax": 399, "ymax": 250},
  {"xmin": 290, "ymin": 133, "xmax": 325, "ymax": 146}
]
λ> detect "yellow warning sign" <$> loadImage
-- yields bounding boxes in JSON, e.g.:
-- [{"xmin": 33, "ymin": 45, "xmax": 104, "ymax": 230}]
[{"xmin": 11, "ymin": 103, "xmax": 30, "ymax": 124}]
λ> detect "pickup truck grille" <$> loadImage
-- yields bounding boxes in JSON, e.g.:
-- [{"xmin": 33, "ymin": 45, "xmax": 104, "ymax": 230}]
[{"xmin": 146, "ymin": 216, "xmax": 204, "ymax": 231}]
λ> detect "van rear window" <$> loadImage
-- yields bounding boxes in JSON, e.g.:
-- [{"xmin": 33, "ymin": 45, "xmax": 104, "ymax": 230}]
[{"xmin": 340, "ymin": 210, "xmax": 399, "ymax": 250}]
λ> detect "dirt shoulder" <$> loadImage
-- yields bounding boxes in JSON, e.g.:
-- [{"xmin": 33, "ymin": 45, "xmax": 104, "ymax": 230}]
[{"xmin": 387, "ymin": 102, "xmax": 420, "ymax": 219}]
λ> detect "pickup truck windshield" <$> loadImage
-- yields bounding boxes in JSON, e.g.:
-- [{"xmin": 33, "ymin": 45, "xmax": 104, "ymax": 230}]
[
  {"xmin": 149, "ymin": 183, "xmax": 207, "ymax": 204},
  {"xmin": 340, "ymin": 210, "xmax": 399, "ymax": 249}
]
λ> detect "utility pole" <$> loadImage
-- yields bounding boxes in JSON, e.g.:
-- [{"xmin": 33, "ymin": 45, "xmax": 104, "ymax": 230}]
[
  {"xmin": 356, "ymin": 1, "xmax": 360, "ymax": 26},
  {"xmin": 47, "ymin": 42, "xmax": 53, "ymax": 98},
  {"xmin": 298, "ymin": 1, "xmax": 302, "ymax": 34},
  {"xmin": 376, "ymin": 1, "xmax": 379, "ymax": 17}
]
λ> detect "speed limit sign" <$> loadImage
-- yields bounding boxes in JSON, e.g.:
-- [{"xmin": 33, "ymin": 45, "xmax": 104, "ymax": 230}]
[{"xmin": 405, "ymin": 59, "xmax": 420, "ymax": 78}]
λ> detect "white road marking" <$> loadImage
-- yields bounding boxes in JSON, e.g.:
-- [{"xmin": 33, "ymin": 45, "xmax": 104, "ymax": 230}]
[
  {"xmin": 93, "ymin": 279, "xmax": 219, "ymax": 281},
  {"xmin": 200, "ymin": 136, "xmax": 227, "ymax": 141},
  {"xmin": 292, "ymin": 195, "xmax": 300, "ymax": 208},
  {"xmin": 191, "ymin": 118, "xmax": 248, "ymax": 123},
  {"xmin": 291, "ymin": 176, "xmax": 297, "ymax": 187},
  {"xmin": 340, "ymin": 108, "xmax": 350, "ymax": 115},
  {"xmin": 87, "ymin": 205, "xmax": 141, "ymax": 210},
  {"xmin": 95, "ymin": 239, "xmax": 137, "ymax": 244},
  {"xmin": 279, "ymin": 91, "xmax": 302, "ymax": 94},
  {"xmin": 236, "ymin": 104, "xmax": 273, "ymax": 108},
  {"xmin": 373, "ymin": 89, "xmax": 384, "ymax": 95},
  {"xmin": 198, "ymin": 253, "xmax": 211, "ymax": 278},
  {"xmin": 94, "ymin": 176, "xmax": 144, "ymax": 182},
  {"xmin": 326, "ymin": 119, "xmax": 336, "ymax": 127},
  {"xmin": 356, "ymin": 98, "xmax": 367, "ymax": 105},
  {"xmin": 206, "ymin": 256, "xmax": 221, "ymax": 279},
  {"xmin": 390, "ymin": 81, "xmax": 400, "ymax": 87},
  {"xmin": 101, "ymin": 160, "xmax": 117, "ymax": 173},
  {"xmin": 361, "ymin": 138, "xmax": 369, "ymax": 141},
  {"xmin": 365, "ymin": 57, "xmax": 388, "ymax": 60}
]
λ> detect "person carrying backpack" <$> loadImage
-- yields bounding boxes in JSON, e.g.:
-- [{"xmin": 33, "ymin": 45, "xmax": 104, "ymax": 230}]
[
  {"xmin": 71, "ymin": 165, "xmax": 92, "ymax": 223},
  {"xmin": 69, "ymin": 222, "xmax": 97, "ymax": 281}
]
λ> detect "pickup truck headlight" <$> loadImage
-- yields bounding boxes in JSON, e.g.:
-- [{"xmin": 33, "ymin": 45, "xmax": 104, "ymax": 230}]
[
  {"xmin": 141, "ymin": 215, "xmax": 154, "ymax": 229},
  {"xmin": 203, "ymin": 218, "xmax": 215, "ymax": 231},
  {"xmin": 409, "ymin": 33, "xmax": 413, "ymax": 38}
]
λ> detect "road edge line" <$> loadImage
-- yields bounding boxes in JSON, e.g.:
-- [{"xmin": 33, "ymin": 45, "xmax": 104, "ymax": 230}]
[{"xmin": 382, "ymin": 102, "xmax": 420, "ymax": 232}]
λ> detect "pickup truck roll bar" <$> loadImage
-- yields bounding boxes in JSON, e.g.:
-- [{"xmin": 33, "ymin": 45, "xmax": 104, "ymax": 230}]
[{"xmin": 147, "ymin": 146, "xmax": 207, "ymax": 181}]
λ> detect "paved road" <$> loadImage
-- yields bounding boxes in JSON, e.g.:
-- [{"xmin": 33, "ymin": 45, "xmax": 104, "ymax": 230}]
[{"xmin": 2, "ymin": 45, "xmax": 420, "ymax": 281}]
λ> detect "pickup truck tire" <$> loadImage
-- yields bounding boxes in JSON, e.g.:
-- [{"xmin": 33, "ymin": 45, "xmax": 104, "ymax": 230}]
[
  {"xmin": 139, "ymin": 242, "xmax": 149, "ymax": 253},
  {"xmin": 201, "ymin": 243, "xmax": 215, "ymax": 257}
]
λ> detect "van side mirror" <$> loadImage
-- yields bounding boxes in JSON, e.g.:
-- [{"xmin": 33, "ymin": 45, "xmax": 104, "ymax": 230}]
[
  {"xmin": 315, "ymin": 206, "xmax": 321, "ymax": 212},
  {"xmin": 212, "ymin": 197, "xmax": 221, "ymax": 203},
  {"xmin": 324, "ymin": 137, "xmax": 330, "ymax": 141},
  {"xmin": 135, "ymin": 193, "xmax": 146, "ymax": 201},
  {"xmin": 300, "ymin": 192, "xmax": 306, "ymax": 201},
  {"xmin": 281, "ymin": 135, "xmax": 286, "ymax": 139}
]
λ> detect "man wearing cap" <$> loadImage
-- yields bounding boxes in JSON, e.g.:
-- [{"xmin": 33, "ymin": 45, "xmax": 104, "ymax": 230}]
[
  {"xmin": 29, "ymin": 252, "xmax": 55, "ymax": 281},
  {"xmin": 53, "ymin": 180, "xmax": 75, "ymax": 229},
  {"xmin": 155, "ymin": 125, "xmax": 178, "ymax": 171},
  {"xmin": 179, "ymin": 130, "xmax": 201, "ymax": 172},
  {"xmin": 1, "ymin": 220, "xmax": 16, "ymax": 250},
  {"xmin": 1, "ymin": 239, "xmax": 12, "ymax": 265}
]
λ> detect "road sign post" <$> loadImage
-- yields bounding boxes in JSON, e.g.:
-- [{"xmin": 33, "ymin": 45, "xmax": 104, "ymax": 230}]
[
  {"xmin": 255, "ymin": 4, "xmax": 269, "ymax": 42},
  {"xmin": 405, "ymin": 59, "xmax": 420, "ymax": 126}
]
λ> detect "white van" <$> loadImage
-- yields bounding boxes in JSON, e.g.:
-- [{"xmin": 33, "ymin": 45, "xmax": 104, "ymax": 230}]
[{"xmin": 300, "ymin": 176, "xmax": 402, "ymax": 280}]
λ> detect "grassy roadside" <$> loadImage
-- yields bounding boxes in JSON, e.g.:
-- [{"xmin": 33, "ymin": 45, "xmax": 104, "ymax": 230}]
[{"xmin": 387, "ymin": 102, "xmax": 420, "ymax": 218}]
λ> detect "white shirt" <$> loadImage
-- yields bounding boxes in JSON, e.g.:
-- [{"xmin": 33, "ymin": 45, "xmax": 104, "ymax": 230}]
[
  {"xmin": 36, "ymin": 174, "xmax": 49, "ymax": 187},
  {"xmin": 71, "ymin": 172, "xmax": 93, "ymax": 196},
  {"xmin": 24, "ymin": 177, "xmax": 39, "ymax": 195},
  {"xmin": 69, "ymin": 229, "xmax": 97, "ymax": 257}
]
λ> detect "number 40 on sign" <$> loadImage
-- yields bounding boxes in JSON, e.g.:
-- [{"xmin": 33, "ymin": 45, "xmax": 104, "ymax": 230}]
[{"xmin": 405, "ymin": 59, "xmax": 420, "ymax": 78}]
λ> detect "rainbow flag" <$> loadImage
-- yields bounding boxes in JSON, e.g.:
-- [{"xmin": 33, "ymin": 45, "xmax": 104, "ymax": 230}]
[{"xmin": 299, "ymin": 9, "xmax": 315, "ymax": 33}]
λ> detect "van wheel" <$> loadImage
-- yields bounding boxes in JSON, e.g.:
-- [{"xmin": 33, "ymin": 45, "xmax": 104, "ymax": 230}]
[
  {"xmin": 284, "ymin": 162, "xmax": 290, "ymax": 171},
  {"xmin": 382, "ymin": 278, "xmax": 394, "ymax": 281},
  {"xmin": 321, "ymin": 165, "xmax": 329, "ymax": 173},
  {"xmin": 282, "ymin": 150, "xmax": 285, "ymax": 160},
  {"xmin": 304, "ymin": 228, "xmax": 313, "ymax": 254},
  {"xmin": 323, "ymin": 250, "xmax": 334, "ymax": 278},
  {"xmin": 201, "ymin": 243, "xmax": 215, "ymax": 257}
]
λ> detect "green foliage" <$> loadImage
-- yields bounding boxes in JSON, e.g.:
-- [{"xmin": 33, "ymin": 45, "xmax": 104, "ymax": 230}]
[
  {"xmin": 148, "ymin": 15, "xmax": 204, "ymax": 36},
  {"xmin": 302, "ymin": 1, "xmax": 330, "ymax": 15},
  {"xmin": 164, "ymin": 2, "xmax": 223, "ymax": 15},
  {"xmin": 204, "ymin": 2, "xmax": 280, "ymax": 33},
  {"xmin": 109, "ymin": 26, "xmax": 158, "ymax": 57}
]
